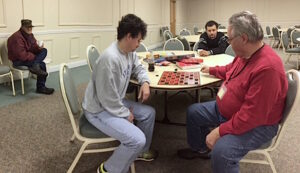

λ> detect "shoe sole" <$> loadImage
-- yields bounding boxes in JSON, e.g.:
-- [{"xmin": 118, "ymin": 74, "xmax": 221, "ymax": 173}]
[{"xmin": 135, "ymin": 157, "xmax": 154, "ymax": 162}]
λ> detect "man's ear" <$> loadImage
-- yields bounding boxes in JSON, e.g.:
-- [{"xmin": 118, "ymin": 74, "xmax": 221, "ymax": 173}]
[
  {"xmin": 126, "ymin": 33, "xmax": 132, "ymax": 40},
  {"xmin": 241, "ymin": 33, "xmax": 248, "ymax": 44}
]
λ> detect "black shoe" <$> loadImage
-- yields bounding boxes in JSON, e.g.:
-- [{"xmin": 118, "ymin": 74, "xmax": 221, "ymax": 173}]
[
  {"xmin": 177, "ymin": 148, "xmax": 211, "ymax": 160},
  {"xmin": 29, "ymin": 64, "xmax": 48, "ymax": 77},
  {"xmin": 36, "ymin": 87, "xmax": 54, "ymax": 95}
]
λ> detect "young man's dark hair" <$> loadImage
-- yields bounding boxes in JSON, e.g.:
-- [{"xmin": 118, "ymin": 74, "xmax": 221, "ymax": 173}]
[
  {"xmin": 205, "ymin": 20, "xmax": 219, "ymax": 30},
  {"xmin": 117, "ymin": 14, "xmax": 147, "ymax": 40}
]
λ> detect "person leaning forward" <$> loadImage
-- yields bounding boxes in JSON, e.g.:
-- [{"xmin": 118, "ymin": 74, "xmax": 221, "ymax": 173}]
[
  {"xmin": 82, "ymin": 14, "xmax": 158, "ymax": 173},
  {"xmin": 178, "ymin": 11, "xmax": 288, "ymax": 173},
  {"xmin": 197, "ymin": 20, "xmax": 229, "ymax": 56},
  {"xmin": 7, "ymin": 19, "xmax": 54, "ymax": 95}
]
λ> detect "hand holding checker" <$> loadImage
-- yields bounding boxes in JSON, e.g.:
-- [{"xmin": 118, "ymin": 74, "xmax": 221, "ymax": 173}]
[{"xmin": 200, "ymin": 65, "xmax": 210, "ymax": 73}]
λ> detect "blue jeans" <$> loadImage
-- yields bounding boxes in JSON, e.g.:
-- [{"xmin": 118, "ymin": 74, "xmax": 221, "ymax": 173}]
[
  {"xmin": 13, "ymin": 48, "xmax": 47, "ymax": 88},
  {"xmin": 186, "ymin": 101, "xmax": 278, "ymax": 173}
]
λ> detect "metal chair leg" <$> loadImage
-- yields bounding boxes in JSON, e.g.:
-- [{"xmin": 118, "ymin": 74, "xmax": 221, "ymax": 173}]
[
  {"xmin": 10, "ymin": 72, "xmax": 15, "ymax": 96},
  {"xmin": 130, "ymin": 162, "xmax": 136, "ymax": 173},
  {"xmin": 67, "ymin": 142, "xmax": 88, "ymax": 173}
]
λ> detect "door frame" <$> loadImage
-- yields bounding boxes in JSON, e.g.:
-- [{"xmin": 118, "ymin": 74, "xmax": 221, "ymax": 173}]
[{"xmin": 170, "ymin": 0, "xmax": 176, "ymax": 35}]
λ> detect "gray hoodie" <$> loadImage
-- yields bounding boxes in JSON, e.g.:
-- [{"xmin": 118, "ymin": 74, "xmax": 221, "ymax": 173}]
[{"xmin": 82, "ymin": 41, "xmax": 150, "ymax": 117}]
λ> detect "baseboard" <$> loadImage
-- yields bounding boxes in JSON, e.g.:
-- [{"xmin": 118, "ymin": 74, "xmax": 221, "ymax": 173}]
[{"xmin": 48, "ymin": 60, "xmax": 87, "ymax": 73}]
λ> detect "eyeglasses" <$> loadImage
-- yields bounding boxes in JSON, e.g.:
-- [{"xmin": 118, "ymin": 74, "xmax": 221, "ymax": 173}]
[{"xmin": 227, "ymin": 35, "xmax": 239, "ymax": 43}]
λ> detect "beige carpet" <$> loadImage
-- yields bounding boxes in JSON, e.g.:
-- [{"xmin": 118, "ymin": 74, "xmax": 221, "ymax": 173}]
[{"xmin": 0, "ymin": 81, "xmax": 300, "ymax": 173}]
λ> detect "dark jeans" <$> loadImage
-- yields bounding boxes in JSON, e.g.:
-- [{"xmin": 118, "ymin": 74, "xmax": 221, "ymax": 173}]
[
  {"xmin": 186, "ymin": 100, "xmax": 278, "ymax": 173},
  {"xmin": 13, "ymin": 48, "xmax": 48, "ymax": 88}
]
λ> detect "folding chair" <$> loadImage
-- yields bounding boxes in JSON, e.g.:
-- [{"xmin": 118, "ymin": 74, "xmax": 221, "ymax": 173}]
[
  {"xmin": 4, "ymin": 40, "xmax": 31, "ymax": 94},
  {"xmin": 240, "ymin": 69, "xmax": 300, "ymax": 173},
  {"xmin": 59, "ymin": 64, "xmax": 135, "ymax": 173},
  {"xmin": 0, "ymin": 54, "xmax": 15, "ymax": 96}
]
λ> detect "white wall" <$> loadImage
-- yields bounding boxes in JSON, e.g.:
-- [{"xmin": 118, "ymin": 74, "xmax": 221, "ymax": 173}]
[
  {"xmin": 0, "ymin": 0, "xmax": 170, "ymax": 71},
  {"xmin": 178, "ymin": 0, "xmax": 300, "ymax": 33}
]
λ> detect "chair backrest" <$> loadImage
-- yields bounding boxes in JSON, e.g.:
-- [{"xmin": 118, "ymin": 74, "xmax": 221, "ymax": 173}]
[
  {"xmin": 177, "ymin": 36, "xmax": 190, "ymax": 51},
  {"xmin": 179, "ymin": 29, "xmax": 191, "ymax": 36},
  {"xmin": 276, "ymin": 25, "xmax": 281, "ymax": 29},
  {"xmin": 166, "ymin": 30, "xmax": 173, "ymax": 37},
  {"xmin": 2, "ymin": 40, "xmax": 27, "ymax": 69},
  {"xmin": 163, "ymin": 38, "xmax": 184, "ymax": 51},
  {"xmin": 2, "ymin": 40, "xmax": 11, "ymax": 65},
  {"xmin": 193, "ymin": 26, "xmax": 199, "ymax": 35},
  {"xmin": 193, "ymin": 40, "xmax": 201, "ymax": 51},
  {"xmin": 281, "ymin": 32, "xmax": 290, "ymax": 51},
  {"xmin": 136, "ymin": 42, "xmax": 148, "ymax": 52},
  {"xmin": 163, "ymin": 30, "xmax": 172, "ymax": 42},
  {"xmin": 0, "ymin": 54, "xmax": 3, "ymax": 65},
  {"xmin": 59, "ymin": 64, "xmax": 81, "ymax": 136},
  {"xmin": 287, "ymin": 27, "xmax": 295, "ymax": 39},
  {"xmin": 266, "ymin": 26, "xmax": 271, "ymax": 35},
  {"xmin": 272, "ymin": 27, "xmax": 280, "ymax": 40},
  {"xmin": 291, "ymin": 29, "xmax": 300, "ymax": 45},
  {"xmin": 225, "ymin": 45, "xmax": 236, "ymax": 57},
  {"xmin": 219, "ymin": 25, "xmax": 226, "ymax": 29},
  {"xmin": 294, "ymin": 25, "xmax": 300, "ymax": 29},
  {"xmin": 160, "ymin": 26, "xmax": 168, "ymax": 36},
  {"xmin": 270, "ymin": 69, "xmax": 300, "ymax": 151},
  {"xmin": 86, "ymin": 45, "xmax": 100, "ymax": 72}
]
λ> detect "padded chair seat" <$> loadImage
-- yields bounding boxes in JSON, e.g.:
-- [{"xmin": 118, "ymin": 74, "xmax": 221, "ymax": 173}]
[
  {"xmin": 79, "ymin": 113, "xmax": 109, "ymax": 138},
  {"xmin": 0, "ymin": 65, "xmax": 10, "ymax": 74},
  {"xmin": 286, "ymin": 47, "xmax": 300, "ymax": 53},
  {"xmin": 13, "ymin": 65, "xmax": 29, "ymax": 70}
]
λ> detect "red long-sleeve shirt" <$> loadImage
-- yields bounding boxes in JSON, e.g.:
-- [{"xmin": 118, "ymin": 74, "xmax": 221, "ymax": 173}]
[{"xmin": 209, "ymin": 45, "xmax": 288, "ymax": 136}]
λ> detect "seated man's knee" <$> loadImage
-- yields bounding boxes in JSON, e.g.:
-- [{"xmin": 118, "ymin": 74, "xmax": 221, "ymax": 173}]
[
  {"xmin": 187, "ymin": 103, "xmax": 201, "ymax": 122},
  {"xmin": 211, "ymin": 140, "xmax": 232, "ymax": 164},
  {"xmin": 41, "ymin": 48, "xmax": 47, "ymax": 53},
  {"xmin": 145, "ymin": 106, "xmax": 156, "ymax": 120},
  {"xmin": 127, "ymin": 133, "xmax": 146, "ymax": 151},
  {"xmin": 187, "ymin": 103, "xmax": 198, "ymax": 115},
  {"xmin": 40, "ymin": 48, "xmax": 47, "ymax": 57}
]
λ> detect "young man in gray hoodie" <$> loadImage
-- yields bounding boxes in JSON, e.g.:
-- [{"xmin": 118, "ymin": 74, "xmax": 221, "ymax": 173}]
[{"xmin": 82, "ymin": 14, "xmax": 157, "ymax": 173}]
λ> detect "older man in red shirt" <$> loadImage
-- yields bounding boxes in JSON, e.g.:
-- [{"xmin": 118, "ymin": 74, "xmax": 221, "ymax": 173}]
[
  {"xmin": 178, "ymin": 11, "xmax": 288, "ymax": 173},
  {"xmin": 7, "ymin": 19, "xmax": 54, "ymax": 94}
]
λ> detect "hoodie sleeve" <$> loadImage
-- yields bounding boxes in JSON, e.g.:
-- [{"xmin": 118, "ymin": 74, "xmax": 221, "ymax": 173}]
[{"xmin": 131, "ymin": 52, "xmax": 150, "ymax": 84}]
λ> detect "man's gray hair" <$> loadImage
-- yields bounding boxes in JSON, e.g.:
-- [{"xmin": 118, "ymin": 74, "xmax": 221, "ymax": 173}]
[{"xmin": 229, "ymin": 11, "xmax": 264, "ymax": 42}]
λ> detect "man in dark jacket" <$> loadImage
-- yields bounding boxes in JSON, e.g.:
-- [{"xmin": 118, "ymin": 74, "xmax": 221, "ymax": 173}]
[
  {"xmin": 197, "ymin": 20, "xmax": 229, "ymax": 56},
  {"xmin": 7, "ymin": 19, "xmax": 54, "ymax": 95}
]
